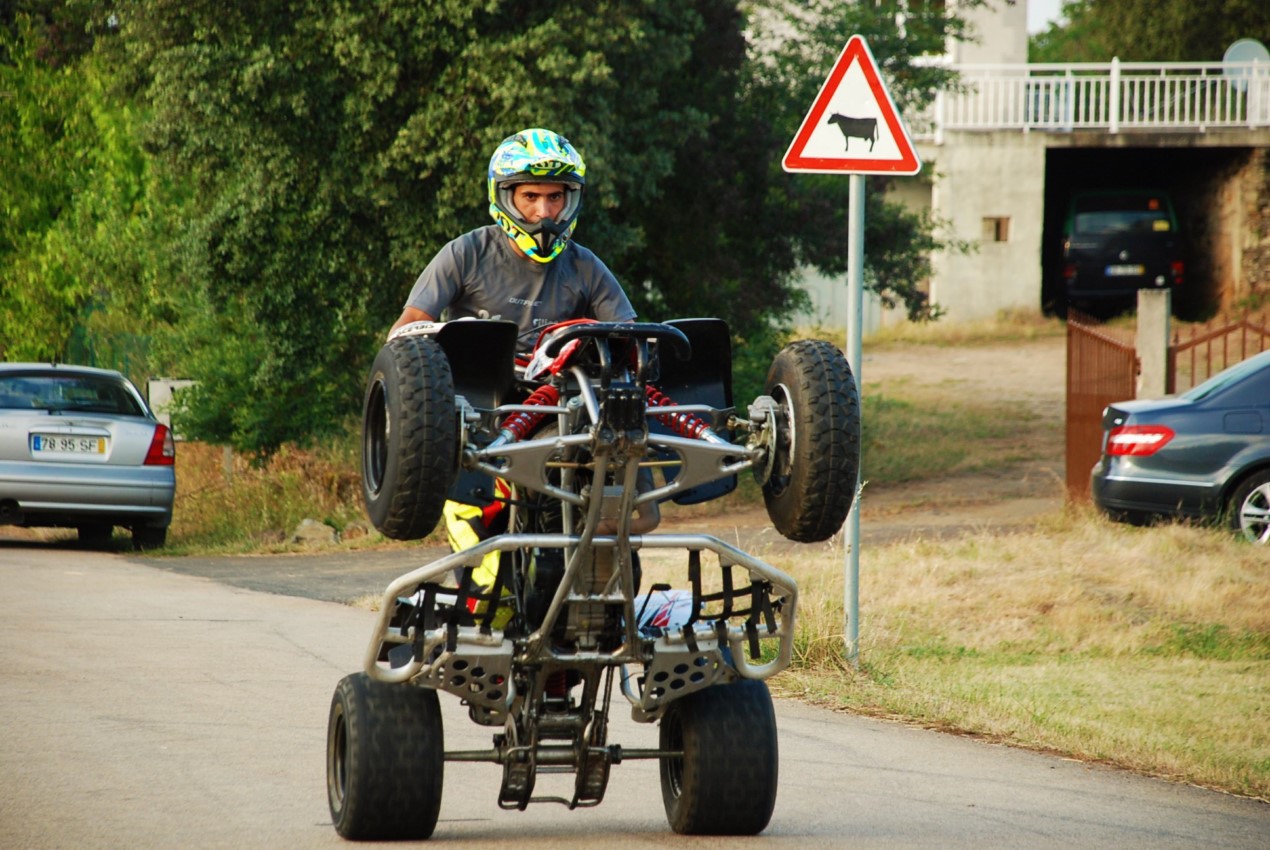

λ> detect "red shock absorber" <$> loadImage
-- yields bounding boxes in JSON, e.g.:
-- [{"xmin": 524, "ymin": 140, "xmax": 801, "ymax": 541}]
[
  {"xmin": 645, "ymin": 385, "xmax": 712, "ymax": 439},
  {"xmin": 499, "ymin": 384, "xmax": 561, "ymax": 442}
]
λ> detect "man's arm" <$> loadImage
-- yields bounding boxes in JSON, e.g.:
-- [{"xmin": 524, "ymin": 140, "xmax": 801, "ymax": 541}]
[{"xmin": 389, "ymin": 306, "xmax": 436, "ymax": 339}]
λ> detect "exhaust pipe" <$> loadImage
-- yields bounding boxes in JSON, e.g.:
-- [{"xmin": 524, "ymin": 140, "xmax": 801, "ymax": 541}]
[{"xmin": 0, "ymin": 499, "xmax": 23, "ymax": 525}]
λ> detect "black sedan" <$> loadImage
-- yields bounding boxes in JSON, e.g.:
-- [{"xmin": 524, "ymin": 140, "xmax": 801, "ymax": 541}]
[
  {"xmin": 0, "ymin": 363, "xmax": 175, "ymax": 548},
  {"xmin": 1091, "ymin": 348, "xmax": 1270, "ymax": 544}
]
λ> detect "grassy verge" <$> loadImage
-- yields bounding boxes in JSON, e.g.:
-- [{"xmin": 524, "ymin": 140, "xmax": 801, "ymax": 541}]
[
  {"xmin": 856, "ymin": 308, "xmax": 1066, "ymax": 347},
  {"xmin": 777, "ymin": 505, "xmax": 1269, "ymax": 800},
  {"xmin": 160, "ymin": 434, "xmax": 437, "ymax": 555},
  {"xmin": 859, "ymin": 380, "xmax": 1050, "ymax": 484}
]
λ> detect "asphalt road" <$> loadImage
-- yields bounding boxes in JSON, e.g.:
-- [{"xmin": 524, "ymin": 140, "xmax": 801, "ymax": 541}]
[
  {"xmin": 140, "ymin": 542, "xmax": 451, "ymax": 605},
  {"xmin": 1, "ymin": 540, "xmax": 1266, "ymax": 849}
]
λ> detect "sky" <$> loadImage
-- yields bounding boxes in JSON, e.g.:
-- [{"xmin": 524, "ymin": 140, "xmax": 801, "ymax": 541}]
[{"xmin": 1027, "ymin": 0, "xmax": 1066, "ymax": 34}]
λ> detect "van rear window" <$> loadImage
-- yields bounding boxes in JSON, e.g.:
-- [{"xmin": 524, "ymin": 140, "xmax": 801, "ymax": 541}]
[
  {"xmin": 1074, "ymin": 210, "xmax": 1172, "ymax": 235},
  {"xmin": 1071, "ymin": 193, "xmax": 1174, "ymax": 235}
]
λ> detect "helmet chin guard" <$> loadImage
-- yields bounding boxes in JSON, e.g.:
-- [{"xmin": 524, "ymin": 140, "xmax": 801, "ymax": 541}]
[
  {"xmin": 488, "ymin": 129, "xmax": 586, "ymax": 263},
  {"xmin": 530, "ymin": 216, "xmax": 570, "ymax": 256}
]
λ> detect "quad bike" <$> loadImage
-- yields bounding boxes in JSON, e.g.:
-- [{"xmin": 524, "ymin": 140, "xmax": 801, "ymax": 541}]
[{"xmin": 326, "ymin": 318, "xmax": 860, "ymax": 840}]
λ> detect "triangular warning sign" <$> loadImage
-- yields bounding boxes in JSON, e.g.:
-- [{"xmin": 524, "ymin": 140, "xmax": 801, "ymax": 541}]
[{"xmin": 783, "ymin": 36, "xmax": 921, "ymax": 176}]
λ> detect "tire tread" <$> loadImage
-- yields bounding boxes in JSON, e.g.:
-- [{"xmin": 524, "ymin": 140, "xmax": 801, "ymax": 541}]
[
  {"xmin": 363, "ymin": 336, "xmax": 457, "ymax": 540},
  {"xmin": 763, "ymin": 339, "xmax": 861, "ymax": 542},
  {"xmin": 660, "ymin": 679, "xmax": 778, "ymax": 835},
  {"xmin": 328, "ymin": 672, "xmax": 444, "ymax": 840}
]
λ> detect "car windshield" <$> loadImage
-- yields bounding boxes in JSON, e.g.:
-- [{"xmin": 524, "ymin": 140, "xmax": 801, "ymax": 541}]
[
  {"xmin": 1182, "ymin": 351, "xmax": 1270, "ymax": 401},
  {"xmin": 0, "ymin": 373, "xmax": 145, "ymax": 416}
]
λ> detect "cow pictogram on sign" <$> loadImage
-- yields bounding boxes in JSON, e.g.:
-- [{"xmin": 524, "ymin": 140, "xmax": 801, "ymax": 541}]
[{"xmin": 782, "ymin": 35, "xmax": 921, "ymax": 176}]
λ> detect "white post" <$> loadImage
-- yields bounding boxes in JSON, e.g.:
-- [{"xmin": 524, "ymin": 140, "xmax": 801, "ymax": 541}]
[
  {"xmin": 934, "ymin": 89, "xmax": 945, "ymax": 145},
  {"xmin": 1136, "ymin": 289, "xmax": 1173, "ymax": 398},
  {"xmin": 1110, "ymin": 56, "xmax": 1121, "ymax": 133},
  {"xmin": 844, "ymin": 174, "xmax": 865, "ymax": 667},
  {"xmin": 1064, "ymin": 68, "xmax": 1074, "ymax": 131},
  {"xmin": 1252, "ymin": 59, "xmax": 1266, "ymax": 128}
]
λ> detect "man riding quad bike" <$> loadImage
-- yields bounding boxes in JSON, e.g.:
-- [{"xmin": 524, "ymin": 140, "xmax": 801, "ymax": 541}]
[{"xmin": 325, "ymin": 316, "xmax": 861, "ymax": 839}]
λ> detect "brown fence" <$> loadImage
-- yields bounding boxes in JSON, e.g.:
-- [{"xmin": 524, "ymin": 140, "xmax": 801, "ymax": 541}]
[
  {"xmin": 1066, "ymin": 312, "xmax": 1137, "ymax": 499},
  {"xmin": 1167, "ymin": 310, "xmax": 1270, "ymax": 393}
]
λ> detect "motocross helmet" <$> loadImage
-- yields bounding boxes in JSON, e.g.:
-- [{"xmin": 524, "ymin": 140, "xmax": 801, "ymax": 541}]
[{"xmin": 488, "ymin": 128, "xmax": 586, "ymax": 264}]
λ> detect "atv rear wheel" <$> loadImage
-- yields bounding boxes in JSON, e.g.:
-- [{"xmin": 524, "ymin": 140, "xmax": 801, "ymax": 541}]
[
  {"xmin": 659, "ymin": 678, "xmax": 778, "ymax": 835},
  {"xmin": 361, "ymin": 335, "xmax": 458, "ymax": 540},
  {"xmin": 326, "ymin": 673, "xmax": 444, "ymax": 840},
  {"xmin": 761, "ymin": 339, "xmax": 861, "ymax": 542}
]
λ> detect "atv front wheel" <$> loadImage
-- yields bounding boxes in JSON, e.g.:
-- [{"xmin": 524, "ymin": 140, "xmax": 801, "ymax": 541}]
[
  {"xmin": 760, "ymin": 339, "xmax": 861, "ymax": 542},
  {"xmin": 361, "ymin": 335, "xmax": 458, "ymax": 540},
  {"xmin": 326, "ymin": 673, "xmax": 444, "ymax": 840},
  {"xmin": 659, "ymin": 678, "xmax": 778, "ymax": 835}
]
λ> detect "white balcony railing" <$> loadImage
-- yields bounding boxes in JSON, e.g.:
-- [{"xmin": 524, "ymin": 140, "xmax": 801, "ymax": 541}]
[{"xmin": 914, "ymin": 59, "xmax": 1270, "ymax": 141}]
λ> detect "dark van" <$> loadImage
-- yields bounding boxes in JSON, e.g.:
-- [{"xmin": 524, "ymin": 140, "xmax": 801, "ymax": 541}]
[{"xmin": 1060, "ymin": 190, "xmax": 1183, "ymax": 310}]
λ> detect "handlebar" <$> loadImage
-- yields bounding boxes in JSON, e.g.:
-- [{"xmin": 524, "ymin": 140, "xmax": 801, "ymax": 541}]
[{"xmin": 538, "ymin": 322, "xmax": 692, "ymax": 361}]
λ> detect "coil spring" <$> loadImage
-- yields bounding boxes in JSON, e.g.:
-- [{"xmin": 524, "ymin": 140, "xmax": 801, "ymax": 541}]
[
  {"xmin": 499, "ymin": 384, "xmax": 561, "ymax": 442},
  {"xmin": 545, "ymin": 670, "xmax": 569, "ymax": 699},
  {"xmin": 645, "ymin": 385, "xmax": 711, "ymax": 439}
]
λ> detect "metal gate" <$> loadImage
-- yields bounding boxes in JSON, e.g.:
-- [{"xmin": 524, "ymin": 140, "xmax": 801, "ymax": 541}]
[
  {"xmin": 1167, "ymin": 310, "xmax": 1270, "ymax": 393},
  {"xmin": 1066, "ymin": 312, "xmax": 1136, "ymax": 499}
]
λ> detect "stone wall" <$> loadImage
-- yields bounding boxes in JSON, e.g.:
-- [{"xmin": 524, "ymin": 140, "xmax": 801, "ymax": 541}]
[{"xmin": 1239, "ymin": 148, "xmax": 1270, "ymax": 306}]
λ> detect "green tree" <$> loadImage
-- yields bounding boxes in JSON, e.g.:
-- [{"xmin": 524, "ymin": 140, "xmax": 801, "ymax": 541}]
[
  {"xmin": 1, "ymin": 0, "xmax": 97, "ymax": 66},
  {"xmin": 0, "ymin": 12, "xmax": 176, "ymax": 371},
  {"xmin": 1031, "ymin": 0, "xmax": 1270, "ymax": 62}
]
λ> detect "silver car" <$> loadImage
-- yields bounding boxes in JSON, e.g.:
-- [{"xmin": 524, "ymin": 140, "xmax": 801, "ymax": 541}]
[{"xmin": 0, "ymin": 363, "xmax": 175, "ymax": 549}]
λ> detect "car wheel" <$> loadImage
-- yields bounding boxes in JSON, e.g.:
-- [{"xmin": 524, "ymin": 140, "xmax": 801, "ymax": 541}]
[
  {"xmin": 760, "ymin": 340, "xmax": 862, "ymax": 542},
  {"xmin": 77, "ymin": 523, "xmax": 114, "ymax": 546},
  {"xmin": 361, "ymin": 335, "xmax": 458, "ymax": 540},
  {"xmin": 1228, "ymin": 470, "xmax": 1270, "ymax": 545},
  {"xmin": 326, "ymin": 673, "xmax": 444, "ymax": 840},
  {"xmin": 659, "ymin": 678, "xmax": 778, "ymax": 835},
  {"xmin": 131, "ymin": 525, "xmax": 167, "ymax": 550}
]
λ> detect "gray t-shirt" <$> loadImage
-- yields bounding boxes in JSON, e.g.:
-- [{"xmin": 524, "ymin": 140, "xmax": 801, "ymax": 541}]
[{"xmin": 405, "ymin": 225, "xmax": 637, "ymax": 351}]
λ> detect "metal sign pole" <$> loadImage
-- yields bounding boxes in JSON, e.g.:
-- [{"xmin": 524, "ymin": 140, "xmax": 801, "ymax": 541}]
[
  {"xmin": 780, "ymin": 35, "xmax": 921, "ymax": 670},
  {"xmin": 844, "ymin": 173, "xmax": 864, "ymax": 666}
]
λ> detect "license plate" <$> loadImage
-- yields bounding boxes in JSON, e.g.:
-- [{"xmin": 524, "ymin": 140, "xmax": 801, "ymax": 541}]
[
  {"xmin": 31, "ymin": 434, "xmax": 107, "ymax": 455},
  {"xmin": 1105, "ymin": 264, "xmax": 1145, "ymax": 277}
]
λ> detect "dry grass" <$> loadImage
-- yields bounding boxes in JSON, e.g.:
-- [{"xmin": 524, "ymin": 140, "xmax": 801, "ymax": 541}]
[
  {"xmin": 772, "ymin": 504, "xmax": 1270, "ymax": 799},
  {"xmin": 793, "ymin": 309, "xmax": 1064, "ymax": 355},
  {"xmin": 164, "ymin": 438, "xmax": 439, "ymax": 554},
  {"xmin": 862, "ymin": 308, "xmax": 1066, "ymax": 347},
  {"xmin": 858, "ymin": 379, "xmax": 1056, "ymax": 484}
]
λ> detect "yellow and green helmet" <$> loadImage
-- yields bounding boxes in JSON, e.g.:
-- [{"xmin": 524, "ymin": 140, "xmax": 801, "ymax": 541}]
[{"xmin": 487, "ymin": 129, "xmax": 586, "ymax": 263}]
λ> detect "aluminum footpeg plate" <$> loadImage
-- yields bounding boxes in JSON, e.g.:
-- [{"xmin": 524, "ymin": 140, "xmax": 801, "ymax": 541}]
[
  {"xmin": 638, "ymin": 636, "xmax": 727, "ymax": 713},
  {"xmin": 411, "ymin": 637, "xmax": 515, "ymax": 712}
]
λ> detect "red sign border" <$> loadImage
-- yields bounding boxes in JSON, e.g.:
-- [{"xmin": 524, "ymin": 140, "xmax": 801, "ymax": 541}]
[{"xmin": 782, "ymin": 36, "xmax": 921, "ymax": 176}]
